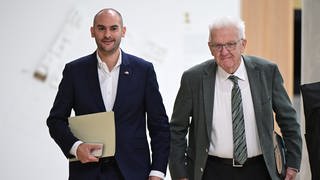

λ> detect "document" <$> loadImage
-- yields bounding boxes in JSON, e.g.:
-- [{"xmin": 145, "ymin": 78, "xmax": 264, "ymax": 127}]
[
  {"xmin": 273, "ymin": 131, "xmax": 286, "ymax": 179},
  {"xmin": 68, "ymin": 111, "xmax": 115, "ymax": 161}
]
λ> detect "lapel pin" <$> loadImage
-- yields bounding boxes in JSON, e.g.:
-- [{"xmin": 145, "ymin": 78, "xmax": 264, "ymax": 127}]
[{"xmin": 124, "ymin": 71, "xmax": 129, "ymax": 75}]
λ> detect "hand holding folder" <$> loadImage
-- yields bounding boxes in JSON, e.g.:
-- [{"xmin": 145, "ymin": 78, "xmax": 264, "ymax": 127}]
[
  {"xmin": 68, "ymin": 111, "xmax": 116, "ymax": 161},
  {"xmin": 273, "ymin": 131, "xmax": 287, "ymax": 179}
]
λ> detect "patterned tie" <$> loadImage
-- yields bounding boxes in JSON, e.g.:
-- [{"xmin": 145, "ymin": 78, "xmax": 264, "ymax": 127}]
[{"xmin": 229, "ymin": 75, "xmax": 247, "ymax": 165}]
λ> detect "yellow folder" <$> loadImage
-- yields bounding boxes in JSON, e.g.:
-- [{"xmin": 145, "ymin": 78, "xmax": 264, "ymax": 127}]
[{"xmin": 68, "ymin": 111, "xmax": 115, "ymax": 161}]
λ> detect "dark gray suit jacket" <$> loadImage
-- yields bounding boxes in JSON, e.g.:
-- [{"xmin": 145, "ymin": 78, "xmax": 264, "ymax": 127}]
[{"xmin": 169, "ymin": 55, "xmax": 302, "ymax": 180}]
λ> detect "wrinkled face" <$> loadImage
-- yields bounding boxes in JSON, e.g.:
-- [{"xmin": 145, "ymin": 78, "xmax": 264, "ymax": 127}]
[
  {"xmin": 90, "ymin": 11, "xmax": 126, "ymax": 55},
  {"xmin": 208, "ymin": 26, "xmax": 246, "ymax": 74}
]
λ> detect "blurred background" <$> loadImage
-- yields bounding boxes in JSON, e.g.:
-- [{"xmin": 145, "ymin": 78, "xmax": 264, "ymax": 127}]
[{"xmin": 0, "ymin": 0, "xmax": 318, "ymax": 179}]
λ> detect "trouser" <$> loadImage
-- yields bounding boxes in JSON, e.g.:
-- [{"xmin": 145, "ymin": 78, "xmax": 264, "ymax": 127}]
[{"xmin": 202, "ymin": 155, "xmax": 271, "ymax": 180}]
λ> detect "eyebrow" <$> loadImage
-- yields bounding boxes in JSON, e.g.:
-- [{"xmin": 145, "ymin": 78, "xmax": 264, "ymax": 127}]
[
  {"xmin": 96, "ymin": 24, "xmax": 105, "ymax": 28},
  {"xmin": 110, "ymin": 25, "xmax": 120, "ymax": 29},
  {"xmin": 212, "ymin": 40, "xmax": 240, "ymax": 45},
  {"xmin": 96, "ymin": 24, "xmax": 119, "ymax": 27}
]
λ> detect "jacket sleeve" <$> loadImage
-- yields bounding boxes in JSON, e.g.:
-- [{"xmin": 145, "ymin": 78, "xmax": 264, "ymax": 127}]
[
  {"xmin": 169, "ymin": 71, "xmax": 193, "ymax": 179},
  {"xmin": 272, "ymin": 65, "xmax": 302, "ymax": 170},
  {"xmin": 46, "ymin": 64, "xmax": 78, "ymax": 158},
  {"xmin": 145, "ymin": 63, "xmax": 171, "ymax": 174}
]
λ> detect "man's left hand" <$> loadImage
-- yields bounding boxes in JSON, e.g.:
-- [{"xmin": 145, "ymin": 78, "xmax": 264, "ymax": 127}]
[
  {"xmin": 285, "ymin": 167, "xmax": 298, "ymax": 180},
  {"xmin": 148, "ymin": 176, "xmax": 162, "ymax": 180}
]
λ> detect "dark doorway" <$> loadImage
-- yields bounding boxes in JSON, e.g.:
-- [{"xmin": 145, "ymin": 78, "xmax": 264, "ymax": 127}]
[{"xmin": 294, "ymin": 9, "xmax": 301, "ymax": 95}]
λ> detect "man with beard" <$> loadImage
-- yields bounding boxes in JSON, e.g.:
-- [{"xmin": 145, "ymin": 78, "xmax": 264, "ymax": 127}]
[{"xmin": 47, "ymin": 8, "xmax": 170, "ymax": 180}]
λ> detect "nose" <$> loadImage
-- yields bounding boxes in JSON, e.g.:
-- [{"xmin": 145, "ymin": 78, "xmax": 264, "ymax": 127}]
[
  {"xmin": 104, "ymin": 30, "xmax": 112, "ymax": 39},
  {"xmin": 220, "ymin": 45, "xmax": 229, "ymax": 54}
]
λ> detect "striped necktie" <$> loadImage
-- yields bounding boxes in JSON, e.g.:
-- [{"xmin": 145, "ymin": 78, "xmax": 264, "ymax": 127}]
[{"xmin": 229, "ymin": 75, "xmax": 247, "ymax": 164}]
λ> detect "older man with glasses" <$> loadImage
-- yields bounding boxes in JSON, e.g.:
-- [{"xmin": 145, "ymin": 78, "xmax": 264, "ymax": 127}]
[{"xmin": 169, "ymin": 16, "xmax": 302, "ymax": 180}]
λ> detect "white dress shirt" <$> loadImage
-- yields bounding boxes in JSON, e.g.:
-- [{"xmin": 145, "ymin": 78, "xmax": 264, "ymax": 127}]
[
  {"xmin": 97, "ymin": 52, "xmax": 121, "ymax": 112},
  {"xmin": 70, "ymin": 51, "xmax": 164, "ymax": 179},
  {"xmin": 208, "ymin": 58, "xmax": 262, "ymax": 158}
]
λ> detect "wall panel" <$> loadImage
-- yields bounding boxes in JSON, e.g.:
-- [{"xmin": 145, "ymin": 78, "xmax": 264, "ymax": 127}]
[{"xmin": 241, "ymin": 0, "xmax": 294, "ymax": 97}]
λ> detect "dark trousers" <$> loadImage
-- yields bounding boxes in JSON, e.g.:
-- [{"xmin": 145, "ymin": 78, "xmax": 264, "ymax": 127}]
[
  {"xmin": 98, "ymin": 157, "xmax": 124, "ymax": 180},
  {"xmin": 69, "ymin": 157, "xmax": 124, "ymax": 180},
  {"xmin": 202, "ymin": 155, "xmax": 271, "ymax": 180}
]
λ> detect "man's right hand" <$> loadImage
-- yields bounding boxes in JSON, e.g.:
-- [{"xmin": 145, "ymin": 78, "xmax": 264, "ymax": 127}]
[{"xmin": 76, "ymin": 143, "xmax": 102, "ymax": 163}]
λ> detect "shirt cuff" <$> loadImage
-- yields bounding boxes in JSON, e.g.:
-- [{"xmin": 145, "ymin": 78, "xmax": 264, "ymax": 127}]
[
  {"xmin": 287, "ymin": 167, "xmax": 299, "ymax": 173},
  {"xmin": 149, "ymin": 170, "xmax": 165, "ymax": 179},
  {"xmin": 69, "ymin": 140, "xmax": 83, "ymax": 159}
]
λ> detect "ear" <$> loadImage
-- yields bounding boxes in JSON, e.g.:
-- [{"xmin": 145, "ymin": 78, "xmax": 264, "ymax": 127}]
[
  {"xmin": 121, "ymin": 26, "xmax": 127, "ymax": 38},
  {"xmin": 208, "ymin": 42, "xmax": 215, "ymax": 56},
  {"xmin": 240, "ymin": 39, "xmax": 247, "ymax": 53},
  {"xmin": 90, "ymin": 26, "xmax": 95, "ymax": 38}
]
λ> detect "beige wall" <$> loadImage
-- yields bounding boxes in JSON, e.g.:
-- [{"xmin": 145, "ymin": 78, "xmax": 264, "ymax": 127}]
[{"xmin": 241, "ymin": 0, "xmax": 294, "ymax": 97}]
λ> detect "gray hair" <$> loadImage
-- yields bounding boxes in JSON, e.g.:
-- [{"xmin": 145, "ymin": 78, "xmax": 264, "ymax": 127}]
[{"xmin": 208, "ymin": 16, "xmax": 245, "ymax": 41}]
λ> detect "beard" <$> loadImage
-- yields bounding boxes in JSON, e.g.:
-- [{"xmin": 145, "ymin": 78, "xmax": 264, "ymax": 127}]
[{"xmin": 96, "ymin": 38, "xmax": 121, "ymax": 55}]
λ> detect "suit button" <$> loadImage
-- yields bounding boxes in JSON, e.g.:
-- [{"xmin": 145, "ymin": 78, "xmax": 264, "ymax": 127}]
[
  {"xmin": 200, "ymin": 168, "xmax": 203, "ymax": 172},
  {"xmin": 205, "ymin": 148, "xmax": 208, "ymax": 153}
]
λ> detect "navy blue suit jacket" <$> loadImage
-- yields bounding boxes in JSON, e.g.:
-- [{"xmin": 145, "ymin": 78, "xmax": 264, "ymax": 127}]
[{"xmin": 47, "ymin": 51, "xmax": 170, "ymax": 180}]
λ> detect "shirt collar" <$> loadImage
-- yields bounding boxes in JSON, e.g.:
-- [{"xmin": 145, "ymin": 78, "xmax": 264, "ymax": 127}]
[
  {"xmin": 97, "ymin": 50, "xmax": 122, "ymax": 73},
  {"xmin": 218, "ymin": 57, "xmax": 246, "ymax": 82}
]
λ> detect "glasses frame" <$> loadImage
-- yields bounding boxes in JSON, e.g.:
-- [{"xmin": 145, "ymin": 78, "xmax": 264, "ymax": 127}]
[{"xmin": 209, "ymin": 39, "xmax": 243, "ymax": 52}]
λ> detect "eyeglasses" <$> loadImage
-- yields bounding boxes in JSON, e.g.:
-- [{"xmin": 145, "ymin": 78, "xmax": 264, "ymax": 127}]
[{"xmin": 209, "ymin": 39, "xmax": 242, "ymax": 52}]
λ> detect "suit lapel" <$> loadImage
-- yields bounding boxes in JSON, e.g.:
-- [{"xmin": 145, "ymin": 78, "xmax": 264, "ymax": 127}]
[
  {"xmin": 203, "ymin": 61, "xmax": 217, "ymax": 139},
  {"xmin": 243, "ymin": 56, "xmax": 264, "ymax": 133},
  {"xmin": 86, "ymin": 52, "xmax": 106, "ymax": 111},
  {"xmin": 113, "ymin": 51, "xmax": 132, "ymax": 111}
]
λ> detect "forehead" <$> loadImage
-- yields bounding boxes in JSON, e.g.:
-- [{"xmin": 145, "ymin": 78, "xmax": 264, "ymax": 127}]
[
  {"xmin": 211, "ymin": 26, "xmax": 239, "ymax": 43},
  {"xmin": 94, "ymin": 11, "xmax": 122, "ymax": 26}
]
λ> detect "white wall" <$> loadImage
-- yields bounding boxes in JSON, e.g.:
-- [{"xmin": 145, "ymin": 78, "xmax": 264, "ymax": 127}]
[
  {"xmin": 0, "ymin": 0, "xmax": 240, "ymax": 179},
  {"xmin": 299, "ymin": 0, "xmax": 320, "ymax": 179}
]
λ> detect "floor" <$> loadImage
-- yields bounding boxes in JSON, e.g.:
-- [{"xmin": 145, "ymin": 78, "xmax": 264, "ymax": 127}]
[{"xmin": 293, "ymin": 95, "xmax": 311, "ymax": 180}]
